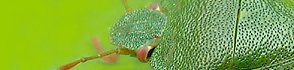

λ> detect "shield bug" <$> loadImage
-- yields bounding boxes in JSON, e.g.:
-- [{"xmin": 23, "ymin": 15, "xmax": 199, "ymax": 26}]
[{"xmin": 61, "ymin": 0, "xmax": 294, "ymax": 69}]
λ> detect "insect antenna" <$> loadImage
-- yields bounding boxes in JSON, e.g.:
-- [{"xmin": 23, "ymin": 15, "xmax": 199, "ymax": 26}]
[{"xmin": 59, "ymin": 47, "xmax": 136, "ymax": 70}]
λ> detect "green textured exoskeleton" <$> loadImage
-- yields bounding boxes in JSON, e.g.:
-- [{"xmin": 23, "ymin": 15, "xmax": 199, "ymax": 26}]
[
  {"xmin": 149, "ymin": 0, "xmax": 294, "ymax": 69},
  {"xmin": 110, "ymin": 8, "xmax": 167, "ymax": 62},
  {"xmin": 111, "ymin": 8, "xmax": 167, "ymax": 50}
]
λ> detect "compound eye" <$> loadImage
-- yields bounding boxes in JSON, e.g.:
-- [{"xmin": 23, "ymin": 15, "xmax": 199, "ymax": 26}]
[
  {"xmin": 136, "ymin": 45, "xmax": 155, "ymax": 62},
  {"xmin": 136, "ymin": 35, "xmax": 160, "ymax": 62}
]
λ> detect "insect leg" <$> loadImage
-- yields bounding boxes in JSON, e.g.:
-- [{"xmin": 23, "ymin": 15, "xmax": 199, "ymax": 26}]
[
  {"xmin": 122, "ymin": 0, "xmax": 131, "ymax": 12},
  {"xmin": 92, "ymin": 37, "xmax": 118, "ymax": 63}
]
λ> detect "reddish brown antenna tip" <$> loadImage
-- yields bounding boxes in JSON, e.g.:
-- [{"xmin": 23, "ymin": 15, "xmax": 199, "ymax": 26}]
[{"xmin": 59, "ymin": 60, "xmax": 82, "ymax": 70}]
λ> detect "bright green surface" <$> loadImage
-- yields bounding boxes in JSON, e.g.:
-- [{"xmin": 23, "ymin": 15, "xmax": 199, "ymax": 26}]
[{"xmin": 0, "ymin": 0, "xmax": 152, "ymax": 70}]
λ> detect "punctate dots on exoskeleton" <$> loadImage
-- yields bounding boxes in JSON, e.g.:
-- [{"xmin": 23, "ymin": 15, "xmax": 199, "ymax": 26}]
[{"xmin": 110, "ymin": 8, "xmax": 167, "ymax": 50}]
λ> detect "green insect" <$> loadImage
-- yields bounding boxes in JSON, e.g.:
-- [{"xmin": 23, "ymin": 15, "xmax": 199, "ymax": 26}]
[{"xmin": 61, "ymin": 0, "xmax": 294, "ymax": 69}]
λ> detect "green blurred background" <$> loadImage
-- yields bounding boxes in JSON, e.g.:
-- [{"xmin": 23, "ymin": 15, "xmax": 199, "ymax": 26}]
[{"xmin": 1, "ymin": 0, "xmax": 153, "ymax": 70}]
